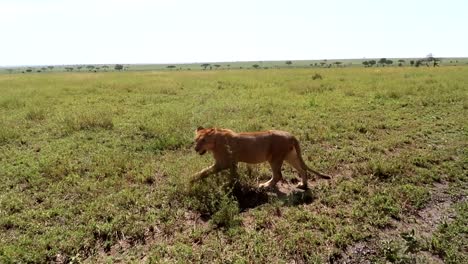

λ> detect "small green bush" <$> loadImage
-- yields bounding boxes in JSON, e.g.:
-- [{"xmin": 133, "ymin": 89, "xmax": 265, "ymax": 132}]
[{"xmin": 211, "ymin": 194, "xmax": 241, "ymax": 229}]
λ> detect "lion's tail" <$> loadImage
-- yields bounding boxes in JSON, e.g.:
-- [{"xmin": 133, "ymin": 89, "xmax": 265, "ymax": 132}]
[{"xmin": 293, "ymin": 137, "xmax": 332, "ymax": 180}]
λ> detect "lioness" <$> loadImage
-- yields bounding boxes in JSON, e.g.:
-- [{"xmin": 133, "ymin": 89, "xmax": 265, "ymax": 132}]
[{"xmin": 192, "ymin": 127, "xmax": 331, "ymax": 189}]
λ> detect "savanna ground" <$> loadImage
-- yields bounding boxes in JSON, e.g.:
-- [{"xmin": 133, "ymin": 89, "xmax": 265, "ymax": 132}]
[{"xmin": 0, "ymin": 67, "xmax": 467, "ymax": 263}]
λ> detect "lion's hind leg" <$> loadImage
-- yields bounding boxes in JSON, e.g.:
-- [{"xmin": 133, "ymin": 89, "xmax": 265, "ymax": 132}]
[
  {"xmin": 259, "ymin": 160, "xmax": 284, "ymax": 189},
  {"xmin": 285, "ymin": 149, "xmax": 309, "ymax": 189}
]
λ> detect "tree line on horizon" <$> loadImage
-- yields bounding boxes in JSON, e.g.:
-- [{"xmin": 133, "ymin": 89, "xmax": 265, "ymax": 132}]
[{"xmin": 3, "ymin": 54, "xmax": 461, "ymax": 74}]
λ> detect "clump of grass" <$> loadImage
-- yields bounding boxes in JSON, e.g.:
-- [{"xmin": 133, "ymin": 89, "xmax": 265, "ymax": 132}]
[
  {"xmin": 289, "ymin": 82, "xmax": 321, "ymax": 95},
  {"xmin": 308, "ymin": 97, "xmax": 317, "ymax": 107},
  {"xmin": 353, "ymin": 191, "xmax": 401, "ymax": 227},
  {"xmin": 396, "ymin": 184, "xmax": 430, "ymax": 210},
  {"xmin": 184, "ymin": 174, "xmax": 231, "ymax": 215},
  {"xmin": 0, "ymin": 125, "xmax": 19, "ymax": 145},
  {"xmin": 371, "ymin": 193, "xmax": 401, "ymax": 218},
  {"xmin": 367, "ymin": 158, "xmax": 406, "ymax": 181},
  {"xmin": 430, "ymin": 202, "xmax": 468, "ymax": 263},
  {"xmin": 387, "ymin": 91, "xmax": 401, "ymax": 99},
  {"xmin": 380, "ymin": 240, "xmax": 411, "ymax": 263},
  {"xmin": 312, "ymin": 73, "xmax": 323, "ymax": 80},
  {"xmin": 136, "ymin": 123, "xmax": 191, "ymax": 151},
  {"xmin": 64, "ymin": 112, "xmax": 113, "ymax": 131},
  {"xmin": 25, "ymin": 108, "xmax": 46, "ymax": 121},
  {"xmin": 183, "ymin": 174, "xmax": 242, "ymax": 229},
  {"xmin": 344, "ymin": 90, "xmax": 356, "ymax": 96},
  {"xmin": 211, "ymin": 194, "xmax": 241, "ymax": 229},
  {"xmin": 0, "ymin": 97, "xmax": 25, "ymax": 109}
]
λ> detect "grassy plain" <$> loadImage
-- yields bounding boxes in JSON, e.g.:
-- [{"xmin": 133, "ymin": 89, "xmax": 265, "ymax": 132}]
[{"xmin": 0, "ymin": 67, "xmax": 467, "ymax": 263}]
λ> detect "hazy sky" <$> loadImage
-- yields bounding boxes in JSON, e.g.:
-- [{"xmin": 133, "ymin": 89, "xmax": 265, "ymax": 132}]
[{"xmin": 1, "ymin": 0, "xmax": 467, "ymax": 66}]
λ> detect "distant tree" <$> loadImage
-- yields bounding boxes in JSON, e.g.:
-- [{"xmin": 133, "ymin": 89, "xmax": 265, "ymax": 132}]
[
  {"xmin": 76, "ymin": 66, "xmax": 83, "ymax": 71},
  {"xmin": 65, "ymin": 67, "xmax": 74, "ymax": 72},
  {"xmin": 334, "ymin": 61, "xmax": 342, "ymax": 67},
  {"xmin": 398, "ymin": 63, "xmax": 403, "ymax": 67},
  {"xmin": 362, "ymin": 61, "xmax": 369, "ymax": 67},
  {"xmin": 47, "ymin": 66, "xmax": 54, "ymax": 70},
  {"xmin": 378, "ymin": 58, "xmax": 387, "ymax": 67},
  {"xmin": 214, "ymin": 64, "xmax": 221, "ymax": 69},
  {"xmin": 320, "ymin": 62, "xmax": 326, "ymax": 67},
  {"xmin": 26, "ymin": 68, "xmax": 33, "ymax": 73},
  {"xmin": 114, "ymin": 64, "xmax": 123, "ymax": 71},
  {"xmin": 41, "ymin": 67, "xmax": 47, "ymax": 71},
  {"xmin": 167, "ymin": 65, "xmax": 176, "ymax": 70},
  {"xmin": 410, "ymin": 60, "xmax": 415, "ymax": 66},
  {"xmin": 431, "ymin": 58, "xmax": 441, "ymax": 67},
  {"xmin": 101, "ymin": 65, "xmax": 109, "ymax": 71},
  {"xmin": 385, "ymin": 59, "xmax": 393, "ymax": 66},
  {"xmin": 398, "ymin": 59, "xmax": 405, "ymax": 64},
  {"xmin": 368, "ymin": 60, "xmax": 376, "ymax": 67},
  {"xmin": 415, "ymin": 60, "xmax": 423, "ymax": 67},
  {"xmin": 201, "ymin": 63, "xmax": 210, "ymax": 70},
  {"xmin": 285, "ymin": 61, "xmax": 293, "ymax": 66},
  {"xmin": 87, "ymin": 65, "xmax": 95, "ymax": 71},
  {"xmin": 252, "ymin": 64, "xmax": 260, "ymax": 69},
  {"xmin": 425, "ymin": 53, "xmax": 440, "ymax": 67}
]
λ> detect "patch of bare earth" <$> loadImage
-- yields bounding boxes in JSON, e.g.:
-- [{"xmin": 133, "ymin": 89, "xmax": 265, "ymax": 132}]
[{"xmin": 338, "ymin": 182, "xmax": 466, "ymax": 264}]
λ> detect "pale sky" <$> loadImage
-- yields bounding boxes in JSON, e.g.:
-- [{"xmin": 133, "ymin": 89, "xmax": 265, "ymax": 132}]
[{"xmin": 1, "ymin": 0, "xmax": 467, "ymax": 66}]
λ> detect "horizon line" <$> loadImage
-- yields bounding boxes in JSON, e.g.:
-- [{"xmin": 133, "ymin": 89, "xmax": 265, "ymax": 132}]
[{"xmin": 2, "ymin": 56, "xmax": 467, "ymax": 68}]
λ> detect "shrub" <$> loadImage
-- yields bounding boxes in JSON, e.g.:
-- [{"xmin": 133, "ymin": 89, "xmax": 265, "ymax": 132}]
[
  {"xmin": 312, "ymin": 73, "xmax": 323, "ymax": 80},
  {"xmin": 211, "ymin": 194, "xmax": 241, "ymax": 229}
]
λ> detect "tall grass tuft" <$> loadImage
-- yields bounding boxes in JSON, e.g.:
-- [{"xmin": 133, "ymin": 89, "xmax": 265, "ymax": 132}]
[
  {"xmin": 25, "ymin": 108, "xmax": 46, "ymax": 121},
  {"xmin": 64, "ymin": 111, "xmax": 114, "ymax": 131}
]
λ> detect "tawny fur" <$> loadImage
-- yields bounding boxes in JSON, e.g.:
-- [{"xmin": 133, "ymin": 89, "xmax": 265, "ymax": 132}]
[{"xmin": 192, "ymin": 127, "xmax": 331, "ymax": 189}]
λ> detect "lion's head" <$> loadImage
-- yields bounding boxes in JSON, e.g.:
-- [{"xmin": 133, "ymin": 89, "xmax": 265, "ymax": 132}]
[{"xmin": 194, "ymin": 126, "xmax": 216, "ymax": 155}]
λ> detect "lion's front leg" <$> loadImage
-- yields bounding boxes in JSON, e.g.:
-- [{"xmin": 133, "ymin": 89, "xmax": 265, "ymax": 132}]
[
  {"xmin": 228, "ymin": 163, "xmax": 239, "ymax": 186},
  {"xmin": 191, "ymin": 164, "xmax": 219, "ymax": 183}
]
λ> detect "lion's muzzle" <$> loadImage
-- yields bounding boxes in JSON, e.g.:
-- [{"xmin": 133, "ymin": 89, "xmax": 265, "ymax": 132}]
[{"xmin": 194, "ymin": 146, "xmax": 207, "ymax": 155}]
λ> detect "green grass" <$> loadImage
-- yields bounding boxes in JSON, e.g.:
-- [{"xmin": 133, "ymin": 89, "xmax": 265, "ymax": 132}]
[{"xmin": 0, "ymin": 67, "xmax": 467, "ymax": 263}]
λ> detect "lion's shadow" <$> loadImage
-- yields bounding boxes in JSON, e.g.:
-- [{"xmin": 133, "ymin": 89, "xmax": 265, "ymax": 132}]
[{"xmin": 232, "ymin": 182, "xmax": 316, "ymax": 211}]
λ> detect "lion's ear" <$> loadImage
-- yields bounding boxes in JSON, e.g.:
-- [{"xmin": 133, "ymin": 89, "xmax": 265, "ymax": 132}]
[{"xmin": 196, "ymin": 126, "xmax": 204, "ymax": 132}]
